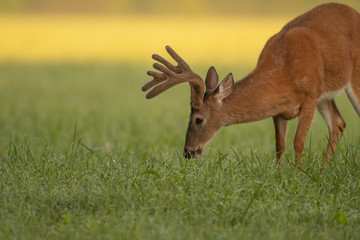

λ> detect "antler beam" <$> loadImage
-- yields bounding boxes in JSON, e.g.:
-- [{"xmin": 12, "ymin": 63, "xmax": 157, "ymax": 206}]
[{"xmin": 142, "ymin": 46, "xmax": 205, "ymax": 109}]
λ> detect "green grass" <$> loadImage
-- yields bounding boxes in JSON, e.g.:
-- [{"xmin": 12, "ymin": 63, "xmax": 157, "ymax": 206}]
[{"xmin": 0, "ymin": 62, "xmax": 359, "ymax": 239}]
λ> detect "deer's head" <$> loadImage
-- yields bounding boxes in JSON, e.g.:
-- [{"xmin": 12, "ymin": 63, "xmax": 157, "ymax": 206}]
[{"xmin": 142, "ymin": 46, "xmax": 234, "ymax": 158}]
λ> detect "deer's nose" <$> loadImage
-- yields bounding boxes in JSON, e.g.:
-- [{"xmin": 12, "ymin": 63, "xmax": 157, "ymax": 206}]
[
  {"xmin": 183, "ymin": 148, "xmax": 202, "ymax": 159},
  {"xmin": 183, "ymin": 149, "xmax": 192, "ymax": 159}
]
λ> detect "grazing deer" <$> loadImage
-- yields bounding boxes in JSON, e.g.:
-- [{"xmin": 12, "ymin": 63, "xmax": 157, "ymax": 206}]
[{"xmin": 142, "ymin": 3, "xmax": 360, "ymax": 165}]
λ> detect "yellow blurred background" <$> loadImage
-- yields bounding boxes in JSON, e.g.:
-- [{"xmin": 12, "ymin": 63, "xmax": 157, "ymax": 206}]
[{"xmin": 1, "ymin": 0, "xmax": 359, "ymax": 66}]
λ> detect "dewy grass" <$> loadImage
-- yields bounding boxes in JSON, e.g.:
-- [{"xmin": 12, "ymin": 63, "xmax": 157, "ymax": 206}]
[{"xmin": 0, "ymin": 63, "xmax": 359, "ymax": 239}]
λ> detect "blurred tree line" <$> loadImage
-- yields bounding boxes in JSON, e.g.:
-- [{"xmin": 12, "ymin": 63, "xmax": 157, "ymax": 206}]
[{"xmin": 1, "ymin": 0, "xmax": 359, "ymax": 15}]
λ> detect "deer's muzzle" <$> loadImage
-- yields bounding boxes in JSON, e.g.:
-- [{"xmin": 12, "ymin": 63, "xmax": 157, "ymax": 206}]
[{"xmin": 183, "ymin": 147, "xmax": 202, "ymax": 159}]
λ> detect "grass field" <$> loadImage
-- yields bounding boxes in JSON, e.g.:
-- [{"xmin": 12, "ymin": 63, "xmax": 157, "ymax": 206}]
[
  {"xmin": 0, "ymin": 61, "xmax": 359, "ymax": 239},
  {"xmin": 0, "ymin": 11, "xmax": 360, "ymax": 239}
]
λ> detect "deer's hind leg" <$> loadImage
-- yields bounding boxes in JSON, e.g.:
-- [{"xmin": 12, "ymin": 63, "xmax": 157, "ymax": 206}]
[
  {"xmin": 317, "ymin": 100, "xmax": 346, "ymax": 165},
  {"xmin": 345, "ymin": 56, "xmax": 360, "ymax": 116},
  {"xmin": 346, "ymin": 80, "xmax": 360, "ymax": 117},
  {"xmin": 273, "ymin": 117, "xmax": 288, "ymax": 164}
]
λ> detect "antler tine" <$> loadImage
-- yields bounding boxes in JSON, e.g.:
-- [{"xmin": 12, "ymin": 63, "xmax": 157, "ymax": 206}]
[
  {"xmin": 142, "ymin": 46, "xmax": 205, "ymax": 108},
  {"xmin": 165, "ymin": 46, "xmax": 191, "ymax": 72}
]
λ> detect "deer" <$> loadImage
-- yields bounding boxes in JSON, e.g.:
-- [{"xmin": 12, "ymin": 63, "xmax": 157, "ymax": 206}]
[{"xmin": 142, "ymin": 3, "xmax": 360, "ymax": 166}]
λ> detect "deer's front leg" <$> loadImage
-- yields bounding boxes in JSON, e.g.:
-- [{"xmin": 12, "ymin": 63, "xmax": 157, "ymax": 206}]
[
  {"xmin": 273, "ymin": 116, "xmax": 288, "ymax": 164},
  {"xmin": 293, "ymin": 102, "xmax": 317, "ymax": 165}
]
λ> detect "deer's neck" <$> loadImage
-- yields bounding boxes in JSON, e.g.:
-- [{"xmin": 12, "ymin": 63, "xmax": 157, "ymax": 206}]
[{"xmin": 222, "ymin": 71, "xmax": 289, "ymax": 125}]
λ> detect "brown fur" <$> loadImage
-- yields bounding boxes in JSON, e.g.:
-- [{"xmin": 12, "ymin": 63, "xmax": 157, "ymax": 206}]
[{"xmin": 143, "ymin": 3, "xmax": 360, "ymax": 165}]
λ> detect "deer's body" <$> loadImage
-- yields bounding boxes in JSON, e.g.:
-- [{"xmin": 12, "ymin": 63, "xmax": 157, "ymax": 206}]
[{"xmin": 143, "ymin": 3, "xmax": 360, "ymax": 165}]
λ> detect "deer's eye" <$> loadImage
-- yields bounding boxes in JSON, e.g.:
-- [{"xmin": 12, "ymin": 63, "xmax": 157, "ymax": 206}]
[{"xmin": 195, "ymin": 118, "xmax": 203, "ymax": 125}]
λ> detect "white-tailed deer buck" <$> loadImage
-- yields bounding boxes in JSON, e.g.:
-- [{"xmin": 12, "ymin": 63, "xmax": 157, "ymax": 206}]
[{"xmin": 142, "ymin": 3, "xmax": 360, "ymax": 165}]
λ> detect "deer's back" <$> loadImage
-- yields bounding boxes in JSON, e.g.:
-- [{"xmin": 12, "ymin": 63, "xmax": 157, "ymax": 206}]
[
  {"xmin": 283, "ymin": 3, "xmax": 360, "ymax": 40},
  {"xmin": 255, "ymin": 3, "xmax": 360, "ymax": 98}
]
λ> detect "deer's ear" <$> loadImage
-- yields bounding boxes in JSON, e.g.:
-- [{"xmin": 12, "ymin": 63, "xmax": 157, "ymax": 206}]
[
  {"xmin": 205, "ymin": 66, "xmax": 219, "ymax": 92},
  {"xmin": 214, "ymin": 73, "xmax": 234, "ymax": 102}
]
